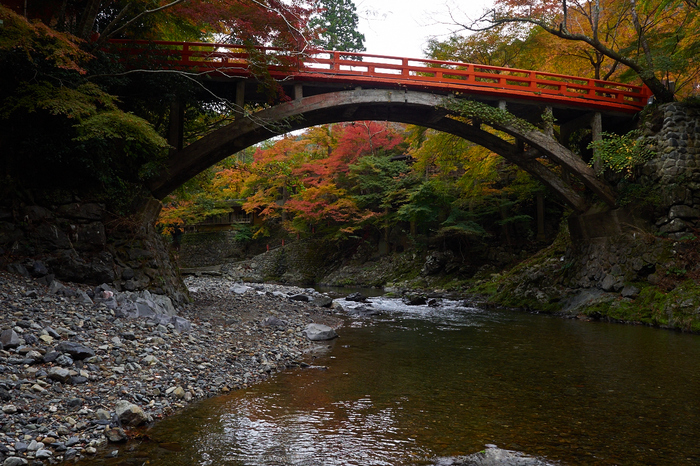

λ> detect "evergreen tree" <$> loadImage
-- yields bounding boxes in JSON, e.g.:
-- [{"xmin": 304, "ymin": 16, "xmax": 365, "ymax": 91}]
[{"xmin": 310, "ymin": 0, "xmax": 365, "ymax": 52}]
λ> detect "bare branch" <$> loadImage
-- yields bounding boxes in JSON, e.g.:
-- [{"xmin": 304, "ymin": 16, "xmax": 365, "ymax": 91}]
[{"xmin": 99, "ymin": 0, "xmax": 188, "ymax": 42}]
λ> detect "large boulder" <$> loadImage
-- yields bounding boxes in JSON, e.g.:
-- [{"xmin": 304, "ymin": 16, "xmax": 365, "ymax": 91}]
[
  {"xmin": 114, "ymin": 400, "xmax": 149, "ymax": 427},
  {"xmin": 402, "ymin": 293, "xmax": 427, "ymax": 305},
  {"xmin": 304, "ymin": 323, "xmax": 338, "ymax": 341}
]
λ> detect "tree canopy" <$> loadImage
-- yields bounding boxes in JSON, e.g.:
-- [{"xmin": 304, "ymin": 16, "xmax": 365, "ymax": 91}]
[
  {"xmin": 310, "ymin": 0, "xmax": 365, "ymax": 52},
  {"xmin": 449, "ymin": 0, "xmax": 700, "ymax": 101}
]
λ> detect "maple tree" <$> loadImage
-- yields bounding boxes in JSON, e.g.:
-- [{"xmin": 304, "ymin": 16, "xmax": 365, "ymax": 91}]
[
  {"xmin": 0, "ymin": 0, "xmax": 324, "ymax": 214},
  {"xmin": 158, "ymin": 121, "xmax": 407, "ymax": 239},
  {"xmin": 452, "ymin": 0, "xmax": 700, "ymax": 101},
  {"xmin": 2, "ymin": 0, "xmax": 317, "ymax": 49},
  {"xmin": 0, "ymin": 6, "xmax": 171, "ymax": 210}
]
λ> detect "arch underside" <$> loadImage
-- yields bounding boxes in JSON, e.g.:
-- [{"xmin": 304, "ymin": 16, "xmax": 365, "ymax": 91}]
[{"xmin": 150, "ymin": 89, "xmax": 616, "ymax": 212}]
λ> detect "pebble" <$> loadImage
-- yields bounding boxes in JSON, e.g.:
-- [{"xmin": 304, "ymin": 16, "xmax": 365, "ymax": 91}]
[{"xmin": 0, "ymin": 271, "xmax": 340, "ymax": 464}]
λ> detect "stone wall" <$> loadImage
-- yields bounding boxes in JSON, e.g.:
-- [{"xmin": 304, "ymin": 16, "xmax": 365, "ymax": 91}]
[
  {"xmin": 179, "ymin": 231, "xmax": 245, "ymax": 268},
  {"xmin": 641, "ymin": 102, "xmax": 700, "ymax": 237},
  {"xmin": 0, "ymin": 195, "xmax": 189, "ymax": 305},
  {"xmin": 557, "ymin": 102, "xmax": 699, "ymax": 295}
]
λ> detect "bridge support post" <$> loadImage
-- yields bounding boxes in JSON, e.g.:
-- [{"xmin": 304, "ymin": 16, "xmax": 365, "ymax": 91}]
[
  {"xmin": 168, "ymin": 101, "xmax": 184, "ymax": 153},
  {"xmin": 591, "ymin": 112, "xmax": 602, "ymax": 174},
  {"xmin": 559, "ymin": 123, "xmax": 572, "ymax": 185},
  {"xmin": 543, "ymin": 106, "xmax": 554, "ymax": 137},
  {"xmin": 537, "ymin": 193, "xmax": 545, "ymax": 241},
  {"xmin": 294, "ymin": 84, "xmax": 303, "ymax": 100},
  {"xmin": 236, "ymin": 81, "xmax": 245, "ymax": 111}
]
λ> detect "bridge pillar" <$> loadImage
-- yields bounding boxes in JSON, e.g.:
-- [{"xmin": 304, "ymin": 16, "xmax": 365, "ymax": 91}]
[
  {"xmin": 294, "ymin": 84, "xmax": 303, "ymax": 100},
  {"xmin": 543, "ymin": 106, "xmax": 554, "ymax": 137},
  {"xmin": 537, "ymin": 194, "xmax": 546, "ymax": 241},
  {"xmin": 168, "ymin": 101, "xmax": 184, "ymax": 153},
  {"xmin": 591, "ymin": 112, "xmax": 603, "ymax": 174},
  {"xmin": 236, "ymin": 81, "xmax": 245, "ymax": 110}
]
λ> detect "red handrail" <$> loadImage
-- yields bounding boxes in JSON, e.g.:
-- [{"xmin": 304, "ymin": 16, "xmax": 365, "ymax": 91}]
[{"xmin": 108, "ymin": 40, "xmax": 653, "ymax": 112}]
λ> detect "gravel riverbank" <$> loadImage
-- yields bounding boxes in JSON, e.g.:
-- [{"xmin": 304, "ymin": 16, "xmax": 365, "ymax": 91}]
[{"xmin": 0, "ymin": 271, "xmax": 341, "ymax": 465}]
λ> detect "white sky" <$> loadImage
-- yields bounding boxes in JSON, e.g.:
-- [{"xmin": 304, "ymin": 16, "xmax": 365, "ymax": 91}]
[{"xmin": 355, "ymin": 0, "xmax": 494, "ymax": 58}]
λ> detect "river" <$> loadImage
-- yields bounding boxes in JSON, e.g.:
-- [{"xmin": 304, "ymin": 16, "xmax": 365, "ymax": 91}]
[{"xmin": 85, "ymin": 295, "xmax": 700, "ymax": 465}]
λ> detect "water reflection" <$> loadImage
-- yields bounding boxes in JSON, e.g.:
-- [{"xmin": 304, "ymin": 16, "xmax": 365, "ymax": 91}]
[{"xmin": 87, "ymin": 297, "xmax": 700, "ymax": 465}]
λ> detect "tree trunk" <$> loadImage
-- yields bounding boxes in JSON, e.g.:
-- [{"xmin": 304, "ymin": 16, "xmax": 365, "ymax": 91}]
[{"xmin": 76, "ymin": 0, "xmax": 102, "ymax": 40}]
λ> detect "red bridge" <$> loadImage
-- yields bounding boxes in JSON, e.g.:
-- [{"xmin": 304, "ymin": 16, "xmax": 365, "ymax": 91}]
[
  {"xmin": 111, "ymin": 39, "xmax": 651, "ymax": 114},
  {"xmin": 110, "ymin": 40, "xmax": 651, "ymax": 211}
]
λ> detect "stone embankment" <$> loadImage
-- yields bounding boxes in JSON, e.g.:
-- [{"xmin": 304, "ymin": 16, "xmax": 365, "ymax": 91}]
[
  {"xmin": 1, "ymin": 197, "xmax": 189, "ymax": 306},
  {"xmin": 0, "ymin": 271, "xmax": 340, "ymax": 465}
]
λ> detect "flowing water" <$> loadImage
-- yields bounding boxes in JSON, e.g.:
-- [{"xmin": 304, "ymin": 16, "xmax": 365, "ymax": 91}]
[{"xmin": 91, "ymin": 296, "xmax": 700, "ymax": 465}]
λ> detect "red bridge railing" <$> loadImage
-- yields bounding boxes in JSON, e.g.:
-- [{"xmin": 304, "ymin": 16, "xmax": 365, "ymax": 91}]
[{"xmin": 108, "ymin": 40, "xmax": 653, "ymax": 113}]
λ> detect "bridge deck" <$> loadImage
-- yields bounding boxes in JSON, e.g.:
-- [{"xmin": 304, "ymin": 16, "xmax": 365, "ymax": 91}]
[{"xmin": 109, "ymin": 40, "xmax": 652, "ymax": 115}]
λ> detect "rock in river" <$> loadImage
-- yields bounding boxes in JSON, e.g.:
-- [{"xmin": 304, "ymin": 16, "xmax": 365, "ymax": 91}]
[
  {"xmin": 304, "ymin": 323, "xmax": 338, "ymax": 341},
  {"xmin": 115, "ymin": 400, "xmax": 149, "ymax": 427}
]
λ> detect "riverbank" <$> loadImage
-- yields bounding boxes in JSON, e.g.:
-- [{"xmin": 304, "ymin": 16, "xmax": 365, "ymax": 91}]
[
  {"xmin": 220, "ymin": 220, "xmax": 700, "ymax": 333},
  {"xmin": 0, "ymin": 271, "xmax": 341, "ymax": 465}
]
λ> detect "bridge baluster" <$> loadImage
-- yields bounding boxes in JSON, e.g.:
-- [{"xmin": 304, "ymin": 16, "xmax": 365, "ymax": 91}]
[{"xmin": 109, "ymin": 39, "xmax": 650, "ymax": 113}]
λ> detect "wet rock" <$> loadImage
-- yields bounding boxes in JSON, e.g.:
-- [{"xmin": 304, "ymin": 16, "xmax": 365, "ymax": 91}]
[
  {"xmin": 403, "ymin": 294, "xmax": 427, "ymax": 306},
  {"xmin": 436, "ymin": 445, "xmax": 556, "ymax": 465},
  {"xmin": 104, "ymin": 427, "xmax": 127, "ymax": 443},
  {"xmin": 304, "ymin": 323, "xmax": 338, "ymax": 341},
  {"xmin": 344, "ymin": 305, "xmax": 380, "ymax": 316},
  {"xmin": 345, "ymin": 292, "xmax": 367, "ymax": 303},
  {"xmin": 115, "ymin": 400, "xmax": 148, "ymax": 427}
]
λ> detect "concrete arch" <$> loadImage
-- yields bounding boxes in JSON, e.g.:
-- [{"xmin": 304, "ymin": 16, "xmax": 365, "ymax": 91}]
[{"xmin": 150, "ymin": 89, "xmax": 616, "ymax": 211}]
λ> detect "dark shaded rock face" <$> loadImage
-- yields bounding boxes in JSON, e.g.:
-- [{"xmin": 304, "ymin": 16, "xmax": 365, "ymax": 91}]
[{"xmin": 0, "ymin": 195, "xmax": 188, "ymax": 306}]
